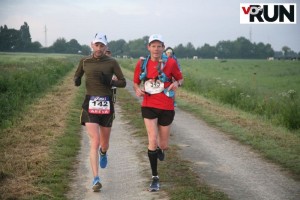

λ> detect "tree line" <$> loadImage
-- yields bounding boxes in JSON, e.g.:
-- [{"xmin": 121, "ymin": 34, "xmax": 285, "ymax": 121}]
[
  {"xmin": 1, "ymin": 22, "xmax": 299, "ymax": 59},
  {"xmin": 108, "ymin": 36, "xmax": 299, "ymax": 59},
  {"xmin": 0, "ymin": 22, "xmax": 91, "ymax": 55}
]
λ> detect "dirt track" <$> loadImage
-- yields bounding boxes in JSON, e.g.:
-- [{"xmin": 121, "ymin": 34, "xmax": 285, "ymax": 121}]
[
  {"xmin": 67, "ymin": 104, "xmax": 168, "ymax": 200},
  {"xmin": 68, "ymin": 81, "xmax": 300, "ymax": 200},
  {"xmin": 171, "ymin": 108, "xmax": 300, "ymax": 200}
]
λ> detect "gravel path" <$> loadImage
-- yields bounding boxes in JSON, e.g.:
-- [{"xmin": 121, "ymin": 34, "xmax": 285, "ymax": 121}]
[
  {"xmin": 171, "ymin": 108, "xmax": 300, "ymax": 200},
  {"xmin": 67, "ymin": 104, "xmax": 168, "ymax": 200},
  {"xmin": 68, "ymin": 81, "xmax": 300, "ymax": 200}
]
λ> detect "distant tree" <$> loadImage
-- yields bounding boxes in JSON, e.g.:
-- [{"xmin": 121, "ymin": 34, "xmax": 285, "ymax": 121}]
[
  {"xmin": 6, "ymin": 29, "xmax": 20, "ymax": 51},
  {"xmin": 282, "ymin": 46, "xmax": 291, "ymax": 57},
  {"xmin": 0, "ymin": 25, "xmax": 9, "ymax": 50},
  {"xmin": 215, "ymin": 37, "xmax": 274, "ymax": 59},
  {"xmin": 19, "ymin": 22, "xmax": 31, "ymax": 51},
  {"xmin": 127, "ymin": 36, "xmax": 148, "ymax": 58},
  {"xmin": 0, "ymin": 25, "xmax": 20, "ymax": 51},
  {"xmin": 81, "ymin": 44, "xmax": 91, "ymax": 55},
  {"xmin": 264, "ymin": 44, "xmax": 274, "ymax": 57},
  {"xmin": 28, "ymin": 41, "xmax": 42, "ymax": 52},
  {"xmin": 174, "ymin": 44, "xmax": 186, "ymax": 58},
  {"xmin": 286, "ymin": 50, "xmax": 298, "ymax": 59},
  {"xmin": 198, "ymin": 43, "xmax": 217, "ymax": 58},
  {"xmin": 121, "ymin": 42, "xmax": 130, "ymax": 56},
  {"xmin": 233, "ymin": 37, "xmax": 254, "ymax": 58},
  {"xmin": 52, "ymin": 38, "xmax": 67, "ymax": 53},
  {"xmin": 67, "ymin": 39, "xmax": 81, "ymax": 54},
  {"xmin": 216, "ymin": 40, "xmax": 233, "ymax": 58},
  {"xmin": 107, "ymin": 39, "xmax": 128, "ymax": 56},
  {"xmin": 253, "ymin": 43, "xmax": 274, "ymax": 59},
  {"xmin": 185, "ymin": 42, "xmax": 196, "ymax": 58}
]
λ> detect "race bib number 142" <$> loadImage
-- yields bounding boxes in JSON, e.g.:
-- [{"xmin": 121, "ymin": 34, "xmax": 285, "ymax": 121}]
[{"xmin": 88, "ymin": 96, "xmax": 110, "ymax": 114}]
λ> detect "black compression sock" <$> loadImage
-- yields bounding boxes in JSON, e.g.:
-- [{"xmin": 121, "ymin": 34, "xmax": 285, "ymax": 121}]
[{"xmin": 148, "ymin": 149, "xmax": 158, "ymax": 176}]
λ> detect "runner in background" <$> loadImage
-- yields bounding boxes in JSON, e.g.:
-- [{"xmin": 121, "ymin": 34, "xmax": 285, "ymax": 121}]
[
  {"xmin": 105, "ymin": 49, "xmax": 112, "ymax": 57},
  {"xmin": 164, "ymin": 47, "xmax": 182, "ymax": 106},
  {"xmin": 164, "ymin": 47, "xmax": 182, "ymax": 72}
]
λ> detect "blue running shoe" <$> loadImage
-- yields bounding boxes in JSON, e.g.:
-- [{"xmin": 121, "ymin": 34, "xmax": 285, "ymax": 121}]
[
  {"xmin": 99, "ymin": 151, "xmax": 108, "ymax": 168},
  {"xmin": 92, "ymin": 176, "xmax": 102, "ymax": 192},
  {"xmin": 149, "ymin": 176, "xmax": 160, "ymax": 192}
]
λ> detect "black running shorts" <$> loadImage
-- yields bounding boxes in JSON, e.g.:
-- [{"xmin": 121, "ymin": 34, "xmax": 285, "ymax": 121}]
[
  {"xmin": 80, "ymin": 95, "xmax": 115, "ymax": 127},
  {"xmin": 141, "ymin": 107, "xmax": 175, "ymax": 126}
]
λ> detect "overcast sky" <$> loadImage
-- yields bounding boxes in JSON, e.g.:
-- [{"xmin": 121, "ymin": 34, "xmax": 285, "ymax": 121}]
[{"xmin": 1, "ymin": 0, "xmax": 299, "ymax": 52}]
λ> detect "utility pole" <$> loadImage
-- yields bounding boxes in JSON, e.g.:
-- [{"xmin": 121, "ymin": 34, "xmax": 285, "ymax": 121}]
[
  {"xmin": 249, "ymin": 26, "xmax": 252, "ymax": 43},
  {"xmin": 44, "ymin": 25, "xmax": 47, "ymax": 47}
]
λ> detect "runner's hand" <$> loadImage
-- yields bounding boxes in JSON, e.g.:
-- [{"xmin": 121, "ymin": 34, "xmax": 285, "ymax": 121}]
[
  {"xmin": 100, "ymin": 72, "xmax": 113, "ymax": 86},
  {"xmin": 168, "ymin": 81, "xmax": 179, "ymax": 91},
  {"xmin": 134, "ymin": 86, "xmax": 145, "ymax": 97},
  {"xmin": 74, "ymin": 76, "xmax": 81, "ymax": 86}
]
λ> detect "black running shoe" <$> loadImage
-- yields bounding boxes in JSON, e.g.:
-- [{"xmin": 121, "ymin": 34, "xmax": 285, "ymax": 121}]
[
  {"xmin": 149, "ymin": 176, "xmax": 160, "ymax": 192},
  {"xmin": 157, "ymin": 148, "xmax": 165, "ymax": 161}
]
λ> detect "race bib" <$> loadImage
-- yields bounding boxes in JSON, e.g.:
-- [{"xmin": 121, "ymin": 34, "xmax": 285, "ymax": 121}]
[
  {"xmin": 144, "ymin": 79, "xmax": 164, "ymax": 94},
  {"xmin": 88, "ymin": 96, "xmax": 110, "ymax": 114}
]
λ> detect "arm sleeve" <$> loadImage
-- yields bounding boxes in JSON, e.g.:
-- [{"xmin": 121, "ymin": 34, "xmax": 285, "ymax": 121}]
[{"xmin": 74, "ymin": 59, "xmax": 85, "ymax": 86}]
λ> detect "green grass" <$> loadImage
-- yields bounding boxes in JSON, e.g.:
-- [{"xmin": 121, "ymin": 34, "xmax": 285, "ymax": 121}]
[
  {"xmin": 119, "ymin": 58, "xmax": 300, "ymax": 130},
  {"xmin": 0, "ymin": 53, "xmax": 82, "ymax": 199},
  {"xmin": 180, "ymin": 59, "xmax": 300, "ymax": 92},
  {"xmin": 1, "ymin": 54, "xmax": 298, "ymax": 199},
  {"xmin": 180, "ymin": 59, "xmax": 300, "ymax": 130},
  {"xmin": 0, "ymin": 52, "xmax": 81, "ymax": 129},
  {"xmin": 119, "ymin": 59, "xmax": 300, "ymax": 178},
  {"xmin": 32, "ymin": 83, "xmax": 84, "ymax": 199}
]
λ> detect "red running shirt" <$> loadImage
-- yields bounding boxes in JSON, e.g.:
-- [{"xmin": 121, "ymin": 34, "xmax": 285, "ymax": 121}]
[{"xmin": 133, "ymin": 57, "xmax": 183, "ymax": 110}]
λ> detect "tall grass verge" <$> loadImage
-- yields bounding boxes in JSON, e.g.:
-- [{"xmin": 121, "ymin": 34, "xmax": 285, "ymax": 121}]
[
  {"xmin": 0, "ymin": 53, "xmax": 81, "ymax": 129},
  {"xmin": 32, "ymin": 80, "xmax": 84, "ymax": 199},
  {"xmin": 0, "ymin": 53, "xmax": 82, "ymax": 199},
  {"xmin": 184, "ymin": 71, "xmax": 300, "ymax": 130}
]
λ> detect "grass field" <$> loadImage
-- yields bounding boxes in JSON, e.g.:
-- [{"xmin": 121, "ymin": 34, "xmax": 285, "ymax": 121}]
[
  {"xmin": 0, "ymin": 53, "xmax": 82, "ymax": 199},
  {"xmin": 0, "ymin": 52, "xmax": 81, "ymax": 129},
  {"xmin": 0, "ymin": 53, "xmax": 299, "ymax": 199},
  {"xmin": 119, "ymin": 58, "xmax": 300, "ymax": 177},
  {"xmin": 182, "ymin": 59, "xmax": 300, "ymax": 130},
  {"xmin": 120, "ymin": 58, "xmax": 300, "ymax": 130}
]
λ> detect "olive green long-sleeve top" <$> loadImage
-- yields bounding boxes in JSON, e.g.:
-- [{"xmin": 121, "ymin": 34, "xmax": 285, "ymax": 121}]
[{"xmin": 74, "ymin": 54, "xmax": 126, "ymax": 96}]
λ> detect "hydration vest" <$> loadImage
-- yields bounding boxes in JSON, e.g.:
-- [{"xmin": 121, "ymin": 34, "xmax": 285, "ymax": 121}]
[{"xmin": 139, "ymin": 54, "xmax": 170, "ymax": 83}]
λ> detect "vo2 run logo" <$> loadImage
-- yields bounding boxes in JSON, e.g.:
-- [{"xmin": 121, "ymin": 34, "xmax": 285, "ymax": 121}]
[{"xmin": 240, "ymin": 3, "xmax": 296, "ymax": 24}]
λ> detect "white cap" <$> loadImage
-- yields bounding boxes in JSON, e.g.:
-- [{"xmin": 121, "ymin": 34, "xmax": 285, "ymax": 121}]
[
  {"xmin": 92, "ymin": 32, "xmax": 108, "ymax": 45},
  {"xmin": 166, "ymin": 49, "xmax": 173, "ymax": 54},
  {"xmin": 148, "ymin": 34, "xmax": 164, "ymax": 44}
]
